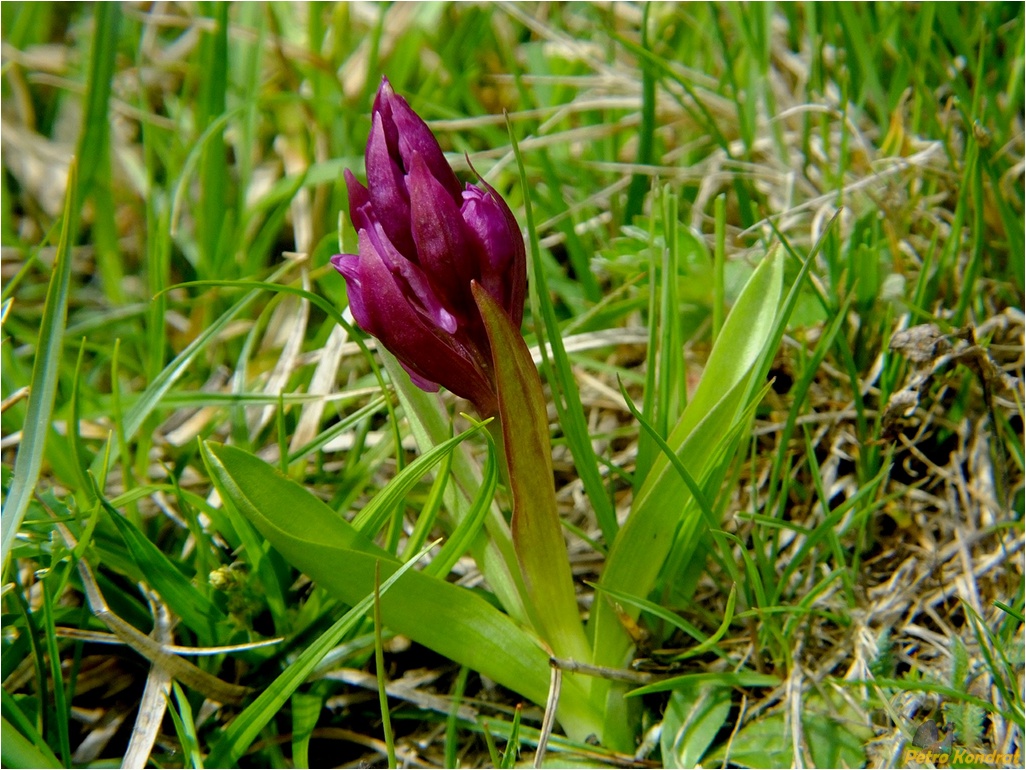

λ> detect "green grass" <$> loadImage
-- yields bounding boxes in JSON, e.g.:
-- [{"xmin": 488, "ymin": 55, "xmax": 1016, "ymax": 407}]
[{"xmin": 2, "ymin": 3, "xmax": 1023, "ymax": 768}]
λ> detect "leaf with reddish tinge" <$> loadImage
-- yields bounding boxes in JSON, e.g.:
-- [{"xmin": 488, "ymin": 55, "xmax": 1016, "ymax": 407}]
[{"xmin": 472, "ymin": 282, "xmax": 591, "ymax": 666}]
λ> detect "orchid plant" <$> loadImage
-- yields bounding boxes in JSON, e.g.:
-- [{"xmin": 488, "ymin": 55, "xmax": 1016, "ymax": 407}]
[{"xmin": 202, "ymin": 77, "xmax": 791, "ymax": 752}]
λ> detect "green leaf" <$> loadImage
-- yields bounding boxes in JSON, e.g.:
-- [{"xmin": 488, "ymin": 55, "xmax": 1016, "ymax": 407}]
[
  {"xmin": 589, "ymin": 248, "xmax": 784, "ymax": 749},
  {"xmin": 1, "ymin": 716, "xmax": 60, "ymax": 770},
  {"xmin": 291, "ymin": 692, "xmax": 323, "ymax": 769},
  {"xmin": 703, "ymin": 690, "xmax": 871, "ymax": 769},
  {"xmin": 473, "ymin": 284, "xmax": 591, "ymax": 665},
  {"xmin": 705, "ymin": 712, "xmax": 792, "ymax": 768},
  {"xmin": 165, "ymin": 683, "xmax": 204, "ymax": 770},
  {"xmin": 74, "ymin": 3, "xmax": 122, "ymax": 303},
  {"xmin": 590, "ymin": 582, "xmax": 725, "ymax": 659},
  {"xmin": 592, "ymin": 250, "xmax": 783, "ymax": 660},
  {"xmin": 627, "ymin": 671, "xmax": 780, "ymax": 697},
  {"xmin": 74, "ymin": 5, "xmax": 120, "ymax": 199},
  {"xmin": 380, "ymin": 351, "xmax": 529, "ymax": 626},
  {"xmin": 804, "ymin": 703, "xmax": 870, "ymax": 769},
  {"xmin": 425, "ymin": 434, "xmax": 498, "ymax": 580},
  {"xmin": 91, "ymin": 265, "xmax": 292, "ymax": 477},
  {"xmin": 402, "ymin": 446, "xmax": 451, "ymax": 561},
  {"xmin": 671, "ymin": 246, "xmax": 785, "ymax": 444},
  {"xmin": 1, "ymin": 691, "xmax": 60, "ymax": 769},
  {"xmin": 195, "ymin": 2, "xmax": 230, "ymax": 274},
  {"xmin": 502, "ymin": 704, "xmax": 524, "ymax": 769},
  {"xmin": 1, "ymin": 161, "xmax": 77, "ymax": 568},
  {"xmin": 200, "ymin": 441, "xmax": 603, "ymax": 742},
  {"xmin": 660, "ymin": 686, "xmax": 732, "ymax": 768}
]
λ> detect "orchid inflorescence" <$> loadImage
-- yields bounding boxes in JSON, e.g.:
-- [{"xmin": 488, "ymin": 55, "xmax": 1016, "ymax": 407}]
[{"xmin": 332, "ymin": 77, "xmax": 526, "ymax": 419}]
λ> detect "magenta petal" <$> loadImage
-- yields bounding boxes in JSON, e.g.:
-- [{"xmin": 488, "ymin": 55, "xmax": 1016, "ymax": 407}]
[
  {"xmin": 365, "ymin": 114, "xmax": 405, "ymax": 202},
  {"xmin": 344, "ymin": 170, "xmax": 370, "ymax": 212},
  {"xmin": 461, "ymin": 185, "xmax": 517, "ymax": 310},
  {"xmin": 387, "ymin": 100, "xmax": 462, "ymax": 201},
  {"xmin": 473, "ymin": 177, "xmax": 527, "ymax": 328},
  {"xmin": 373, "ymin": 78, "xmax": 459, "ymax": 200},
  {"xmin": 372, "ymin": 77, "xmax": 400, "ymax": 152},
  {"xmin": 356, "ymin": 246, "xmax": 495, "ymax": 411},
  {"xmin": 362, "ymin": 223, "xmax": 458, "ymax": 334},
  {"xmin": 398, "ymin": 361, "xmax": 440, "ymax": 393},
  {"xmin": 407, "ymin": 153, "xmax": 477, "ymax": 311},
  {"xmin": 461, "ymin": 186, "xmax": 509, "ymax": 271},
  {"xmin": 331, "ymin": 252, "xmax": 372, "ymax": 333},
  {"xmin": 345, "ymin": 173, "xmax": 377, "ymax": 236},
  {"xmin": 365, "ymin": 114, "xmax": 415, "ymax": 256},
  {"xmin": 331, "ymin": 79, "xmax": 529, "ymax": 417}
]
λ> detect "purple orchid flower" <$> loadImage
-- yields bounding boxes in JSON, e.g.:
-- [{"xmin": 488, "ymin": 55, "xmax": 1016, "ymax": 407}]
[{"xmin": 332, "ymin": 78, "xmax": 526, "ymax": 418}]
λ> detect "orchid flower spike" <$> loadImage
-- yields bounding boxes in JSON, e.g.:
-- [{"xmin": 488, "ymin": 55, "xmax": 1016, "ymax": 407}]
[{"xmin": 332, "ymin": 77, "xmax": 526, "ymax": 418}]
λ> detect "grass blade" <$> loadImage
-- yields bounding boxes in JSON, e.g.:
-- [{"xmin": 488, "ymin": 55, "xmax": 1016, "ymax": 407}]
[
  {"xmin": 74, "ymin": 5, "xmax": 120, "ymax": 199},
  {"xmin": 351, "ymin": 421, "xmax": 488, "ymax": 538},
  {"xmin": 380, "ymin": 351, "xmax": 529, "ymax": 626},
  {"xmin": 1, "ymin": 161, "xmax": 77, "ymax": 568},
  {"xmin": 91, "ymin": 268, "xmax": 289, "ymax": 477},
  {"xmin": 623, "ymin": 3, "xmax": 656, "ymax": 223},
  {"xmin": 425, "ymin": 432, "xmax": 498, "ymax": 580}
]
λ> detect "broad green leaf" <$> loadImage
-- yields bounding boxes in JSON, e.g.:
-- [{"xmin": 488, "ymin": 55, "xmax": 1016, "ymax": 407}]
[
  {"xmin": 660, "ymin": 686, "xmax": 732, "ymax": 768},
  {"xmin": 589, "ymin": 249, "xmax": 783, "ymax": 749},
  {"xmin": 705, "ymin": 712, "xmax": 792, "ymax": 768},
  {"xmin": 200, "ymin": 441, "xmax": 603, "ymax": 742},
  {"xmin": 591, "ymin": 249, "xmax": 783, "ymax": 663},
  {"xmin": 473, "ymin": 283, "xmax": 591, "ymax": 664},
  {"xmin": 216, "ymin": 479, "xmax": 291, "ymax": 636},
  {"xmin": 672, "ymin": 245, "xmax": 785, "ymax": 442},
  {"xmin": 1, "ymin": 691, "xmax": 60, "ymax": 769},
  {"xmin": 704, "ymin": 691, "xmax": 870, "ymax": 769},
  {"xmin": 1, "ymin": 161, "xmax": 77, "ymax": 568},
  {"xmin": 1, "ymin": 716, "xmax": 59, "ymax": 770},
  {"xmin": 804, "ymin": 706, "xmax": 870, "ymax": 769}
]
